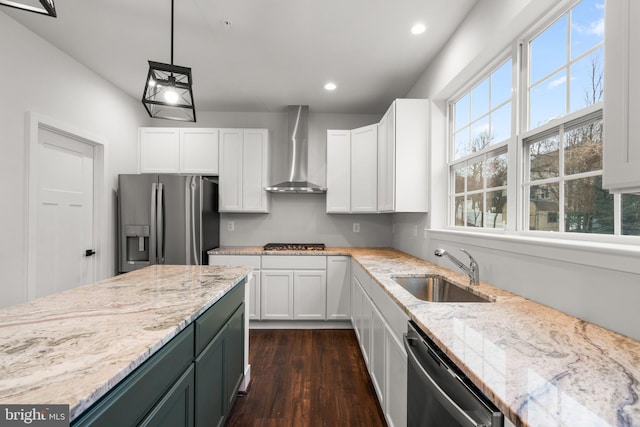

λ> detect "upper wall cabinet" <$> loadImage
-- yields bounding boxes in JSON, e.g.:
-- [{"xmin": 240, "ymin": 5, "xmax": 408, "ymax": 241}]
[
  {"xmin": 326, "ymin": 130, "xmax": 351, "ymax": 213},
  {"xmin": 377, "ymin": 99, "xmax": 429, "ymax": 212},
  {"xmin": 139, "ymin": 127, "xmax": 219, "ymax": 175},
  {"xmin": 603, "ymin": 0, "xmax": 640, "ymax": 193},
  {"xmin": 351, "ymin": 124, "xmax": 379, "ymax": 212},
  {"xmin": 180, "ymin": 129, "xmax": 220, "ymax": 175},
  {"xmin": 326, "ymin": 124, "xmax": 378, "ymax": 213},
  {"xmin": 219, "ymin": 128, "xmax": 270, "ymax": 213}
]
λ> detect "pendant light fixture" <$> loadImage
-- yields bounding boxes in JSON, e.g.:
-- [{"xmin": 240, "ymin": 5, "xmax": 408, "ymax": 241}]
[
  {"xmin": 142, "ymin": 0, "xmax": 196, "ymax": 122},
  {"xmin": 0, "ymin": 0, "xmax": 56, "ymax": 17}
]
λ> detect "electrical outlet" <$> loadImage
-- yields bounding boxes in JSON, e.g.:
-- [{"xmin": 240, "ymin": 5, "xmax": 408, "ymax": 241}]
[
  {"xmin": 353, "ymin": 223, "xmax": 360, "ymax": 233},
  {"xmin": 227, "ymin": 221, "xmax": 235, "ymax": 232}
]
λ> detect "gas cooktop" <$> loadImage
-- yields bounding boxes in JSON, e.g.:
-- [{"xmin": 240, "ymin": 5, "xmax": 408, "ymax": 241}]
[{"xmin": 263, "ymin": 243, "xmax": 326, "ymax": 251}]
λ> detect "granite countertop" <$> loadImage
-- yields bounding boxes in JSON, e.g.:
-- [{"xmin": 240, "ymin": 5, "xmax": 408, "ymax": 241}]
[
  {"xmin": 211, "ymin": 246, "xmax": 640, "ymax": 427},
  {"xmin": 0, "ymin": 264, "xmax": 252, "ymax": 420}
]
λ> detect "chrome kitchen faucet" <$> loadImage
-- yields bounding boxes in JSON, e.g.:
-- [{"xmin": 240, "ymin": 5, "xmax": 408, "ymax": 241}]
[{"xmin": 434, "ymin": 248, "xmax": 480, "ymax": 286}]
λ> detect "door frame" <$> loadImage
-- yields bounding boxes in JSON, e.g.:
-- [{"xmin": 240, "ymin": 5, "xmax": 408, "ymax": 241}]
[{"xmin": 25, "ymin": 112, "xmax": 107, "ymax": 301}]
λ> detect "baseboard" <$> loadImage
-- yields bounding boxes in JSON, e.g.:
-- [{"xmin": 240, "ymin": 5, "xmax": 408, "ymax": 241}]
[
  {"xmin": 249, "ymin": 320, "xmax": 353, "ymax": 330},
  {"xmin": 239, "ymin": 364, "xmax": 251, "ymax": 393}
]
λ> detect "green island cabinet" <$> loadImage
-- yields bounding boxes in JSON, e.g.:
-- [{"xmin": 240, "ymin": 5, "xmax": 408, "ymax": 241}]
[{"xmin": 72, "ymin": 280, "xmax": 246, "ymax": 427}]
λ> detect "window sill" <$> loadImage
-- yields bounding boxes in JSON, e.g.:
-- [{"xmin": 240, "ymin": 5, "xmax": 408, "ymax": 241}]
[{"xmin": 428, "ymin": 228, "xmax": 640, "ymax": 275}]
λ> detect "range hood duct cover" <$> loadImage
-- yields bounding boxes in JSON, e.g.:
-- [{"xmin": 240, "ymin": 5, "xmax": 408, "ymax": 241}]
[{"xmin": 266, "ymin": 105, "xmax": 327, "ymax": 193}]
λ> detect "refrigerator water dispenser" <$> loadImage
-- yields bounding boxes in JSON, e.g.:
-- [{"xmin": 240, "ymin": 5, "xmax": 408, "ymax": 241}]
[{"xmin": 124, "ymin": 225, "xmax": 150, "ymax": 263}]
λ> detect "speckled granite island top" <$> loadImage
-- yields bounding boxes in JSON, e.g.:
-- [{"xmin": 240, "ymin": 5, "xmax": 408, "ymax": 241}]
[
  {"xmin": 0, "ymin": 264, "xmax": 251, "ymax": 420},
  {"xmin": 211, "ymin": 246, "xmax": 640, "ymax": 427}
]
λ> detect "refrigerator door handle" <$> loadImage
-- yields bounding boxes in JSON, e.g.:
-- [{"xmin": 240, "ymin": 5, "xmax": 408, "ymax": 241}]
[
  {"xmin": 157, "ymin": 182, "xmax": 165, "ymax": 264},
  {"xmin": 190, "ymin": 176, "xmax": 200, "ymax": 265},
  {"xmin": 150, "ymin": 182, "xmax": 158, "ymax": 264}
]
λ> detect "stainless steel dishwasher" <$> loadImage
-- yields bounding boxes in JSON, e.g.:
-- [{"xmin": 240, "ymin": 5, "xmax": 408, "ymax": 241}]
[{"xmin": 404, "ymin": 321, "xmax": 504, "ymax": 427}]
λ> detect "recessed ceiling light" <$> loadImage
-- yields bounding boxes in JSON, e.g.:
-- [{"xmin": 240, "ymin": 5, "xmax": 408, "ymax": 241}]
[
  {"xmin": 411, "ymin": 23, "xmax": 426, "ymax": 35},
  {"xmin": 324, "ymin": 82, "xmax": 337, "ymax": 91}
]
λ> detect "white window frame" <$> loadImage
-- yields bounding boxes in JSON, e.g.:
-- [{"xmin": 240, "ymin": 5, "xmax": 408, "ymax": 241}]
[
  {"xmin": 446, "ymin": 0, "xmax": 640, "ymax": 245},
  {"xmin": 447, "ymin": 53, "xmax": 516, "ymax": 232}
]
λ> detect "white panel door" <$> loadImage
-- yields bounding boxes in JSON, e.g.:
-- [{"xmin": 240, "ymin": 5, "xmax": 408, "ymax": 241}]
[
  {"xmin": 370, "ymin": 303, "xmax": 386, "ymax": 405},
  {"xmin": 385, "ymin": 330, "xmax": 407, "ymax": 427},
  {"xmin": 242, "ymin": 129, "xmax": 269, "ymax": 212},
  {"xmin": 139, "ymin": 127, "xmax": 180, "ymax": 173},
  {"xmin": 36, "ymin": 127, "xmax": 95, "ymax": 299},
  {"xmin": 351, "ymin": 124, "xmax": 378, "ymax": 212},
  {"xmin": 180, "ymin": 128, "xmax": 219, "ymax": 174},
  {"xmin": 219, "ymin": 129, "xmax": 244, "ymax": 211},
  {"xmin": 377, "ymin": 103, "xmax": 395, "ymax": 212},
  {"xmin": 293, "ymin": 270, "xmax": 326, "ymax": 320},
  {"xmin": 261, "ymin": 270, "xmax": 294, "ymax": 319},
  {"xmin": 327, "ymin": 256, "xmax": 351, "ymax": 319},
  {"xmin": 326, "ymin": 130, "xmax": 351, "ymax": 213}
]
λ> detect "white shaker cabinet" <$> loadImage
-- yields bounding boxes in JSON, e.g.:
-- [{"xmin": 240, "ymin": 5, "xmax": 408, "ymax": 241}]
[
  {"xmin": 260, "ymin": 270, "xmax": 294, "ymax": 320},
  {"xmin": 326, "ymin": 130, "xmax": 352, "ymax": 213},
  {"xmin": 260, "ymin": 256, "xmax": 327, "ymax": 321},
  {"xmin": 293, "ymin": 270, "xmax": 327, "ymax": 320},
  {"xmin": 326, "ymin": 256, "xmax": 351, "ymax": 320},
  {"xmin": 350, "ymin": 259, "xmax": 408, "ymax": 427},
  {"xmin": 219, "ymin": 129, "xmax": 270, "ymax": 212},
  {"xmin": 351, "ymin": 124, "xmax": 378, "ymax": 212},
  {"xmin": 603, "ymin": 0, "xmax": 640, "ymax": 193},
  {"xmin": 139, "ymin": 127, "xmax": 219, "ymax": 174},
  {"xmin": 179, "ymin": 128, "xmax": 219, "ymax": 175},
  {"xmin": 326, "ymin": 124, "xmax": 377, "ymax": 213},
  {"xmin": 139, "ymin": 128, "xmax": 180, "ymax": 173},
  {"xmin": 377, "ymin": 99, "xmax": 429, "ymax": 212}
]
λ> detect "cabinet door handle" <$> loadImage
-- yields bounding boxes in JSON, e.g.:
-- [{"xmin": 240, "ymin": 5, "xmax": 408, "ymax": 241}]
[{"xmin": 85, "ymin": 249, "xmax": 96, "ymax": 257}]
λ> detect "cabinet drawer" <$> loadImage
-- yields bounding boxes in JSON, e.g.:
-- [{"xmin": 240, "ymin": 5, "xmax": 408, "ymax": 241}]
[
  {"xmin": 261, "ymin": 255, "xmax": 326, "ymax": 270},
  {"xmin": 210, "ymin": 255, "xmax": 261, "ymax": 269},
  {"xmin": 195, "ymin": 281, "xmax": 245, "ymax": 355},
  {"xmin": 72, "ymin": 325, "xmax": 194, "ymax": 427}
]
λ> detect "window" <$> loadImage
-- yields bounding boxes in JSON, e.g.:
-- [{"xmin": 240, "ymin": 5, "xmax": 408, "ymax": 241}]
[
  {"xmin": 524, "ymin": 113, "xmax": 612, "ymax": 233},
  {"xmin": 450, "ymin": 60, "xmax": 512, "ymax": 230},
  {"xmin": 447, "ymin": 0, "xmax": 640, "ymax": 238}
]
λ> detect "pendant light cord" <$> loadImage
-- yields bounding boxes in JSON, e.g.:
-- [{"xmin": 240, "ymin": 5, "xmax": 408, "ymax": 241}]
[{"xmin": 170, "ymin": 0, "xmax": 174, "ymax": 65}]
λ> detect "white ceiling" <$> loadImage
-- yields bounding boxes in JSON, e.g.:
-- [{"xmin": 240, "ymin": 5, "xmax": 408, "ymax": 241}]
[{"xmin": 3, "ymin": 0, "xmax": 477, "ymax": 114}]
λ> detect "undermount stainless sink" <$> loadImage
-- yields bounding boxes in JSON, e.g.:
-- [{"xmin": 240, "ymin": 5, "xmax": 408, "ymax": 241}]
[{"xmin": 392, "ymin": 275, "xmax": 492, "ymax": 303}]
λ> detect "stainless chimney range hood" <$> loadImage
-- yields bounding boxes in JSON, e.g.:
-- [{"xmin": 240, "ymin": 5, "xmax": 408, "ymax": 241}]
[{"xmin": 266, "ymin": 105, "xmax": 327, "ymax": 194}]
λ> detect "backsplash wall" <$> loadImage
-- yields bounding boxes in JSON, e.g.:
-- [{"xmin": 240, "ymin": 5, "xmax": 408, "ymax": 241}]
[{"xmin": 221, "ymin": 194, "xmax": 392, "ymax": 247}]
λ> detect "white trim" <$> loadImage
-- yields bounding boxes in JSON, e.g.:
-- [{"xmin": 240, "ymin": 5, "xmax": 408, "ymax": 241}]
[
  {"xmin": 429, "ymin": 228, "xmax": 640, "ymax": 275},
  {"xmin": 26, "ymin": 112, "xmax": 107, "ymax": 301},
  {"xmin": 249, "ymin": 320, "xmax": 353, "ymax": 330}
]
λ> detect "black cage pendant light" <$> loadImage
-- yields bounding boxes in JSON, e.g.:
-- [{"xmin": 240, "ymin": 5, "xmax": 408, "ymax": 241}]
[
  {"xmin": 142, "ymin": 0, "xmax": 196, "ymax": 122},
  {"xmin": 0, "ymin": 0, "xmax": 56, "ymax": 17}
]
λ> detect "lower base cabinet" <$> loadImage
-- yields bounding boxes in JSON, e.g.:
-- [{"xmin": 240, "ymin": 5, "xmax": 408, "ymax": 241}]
[
  {"xmin": 140, "ymin": 365, "xmax": 195, "ymax": 427},
  {"xmin": 195, "ymin": 305, "xmax": 244, "ymax": 427},
  {"xmin": 72, "ymin": 281, "xmax": 245, "ymax": 427},
  {"xmin": 350, "ymin": 260, "xmax": 408, "ymax": 427}
]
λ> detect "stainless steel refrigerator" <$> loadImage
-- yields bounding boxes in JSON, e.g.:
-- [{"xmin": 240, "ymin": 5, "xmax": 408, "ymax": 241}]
[{"xmin": 118, "ymin": 174, "xmax": 219, "ymax": 273}]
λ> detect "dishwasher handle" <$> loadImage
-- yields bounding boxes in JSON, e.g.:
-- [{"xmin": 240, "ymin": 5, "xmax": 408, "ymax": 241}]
[{"xmin": 404, "ymin": 333, "xmax": 489, "ymax": 427}]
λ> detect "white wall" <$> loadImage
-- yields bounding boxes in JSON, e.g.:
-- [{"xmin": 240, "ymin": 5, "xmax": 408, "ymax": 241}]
[
  {"xmin": 395, "ymin": 0, "xmax": 640, "ymax": 341},
  {"xmin": 0, "ymin": 12, "xmax": 148, "ymax": 308},
  {"xmin": 188, "ymin": 110, "xmax": 390, "ymax": 247}
]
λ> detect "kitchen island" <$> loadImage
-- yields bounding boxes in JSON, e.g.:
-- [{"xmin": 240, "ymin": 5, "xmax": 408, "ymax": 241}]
[
  {"xmin": 0, "ymin": 264, "xmax": 252, "ymax": 422},
  {"xmin": 211, "ymin": 246, "xmax": 640, "ymax": 427}
]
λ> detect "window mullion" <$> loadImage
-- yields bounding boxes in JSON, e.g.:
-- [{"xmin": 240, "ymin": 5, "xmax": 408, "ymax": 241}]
[
  {"xmin": 558, "ymin": 125, "xmax": 566, "ymax": 232},
  {"xmin": 614, "ymin": 194, "xmax": 622, "ymax": 235}
]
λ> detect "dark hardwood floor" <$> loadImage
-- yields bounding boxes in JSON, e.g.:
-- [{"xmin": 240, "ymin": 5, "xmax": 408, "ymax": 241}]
[{"xmin": 225, "ymin": 329, "xmax": 387, "ymax": 427}]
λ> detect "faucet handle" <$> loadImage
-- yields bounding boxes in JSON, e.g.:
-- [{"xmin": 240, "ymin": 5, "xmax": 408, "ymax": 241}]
[
  {"xmin": 460, "ymin": 248, "xmax": 480, "ymax": 285},
  {"xmin": 459, "ymin": 248, "xmax": 477, "ymax": 266}
]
